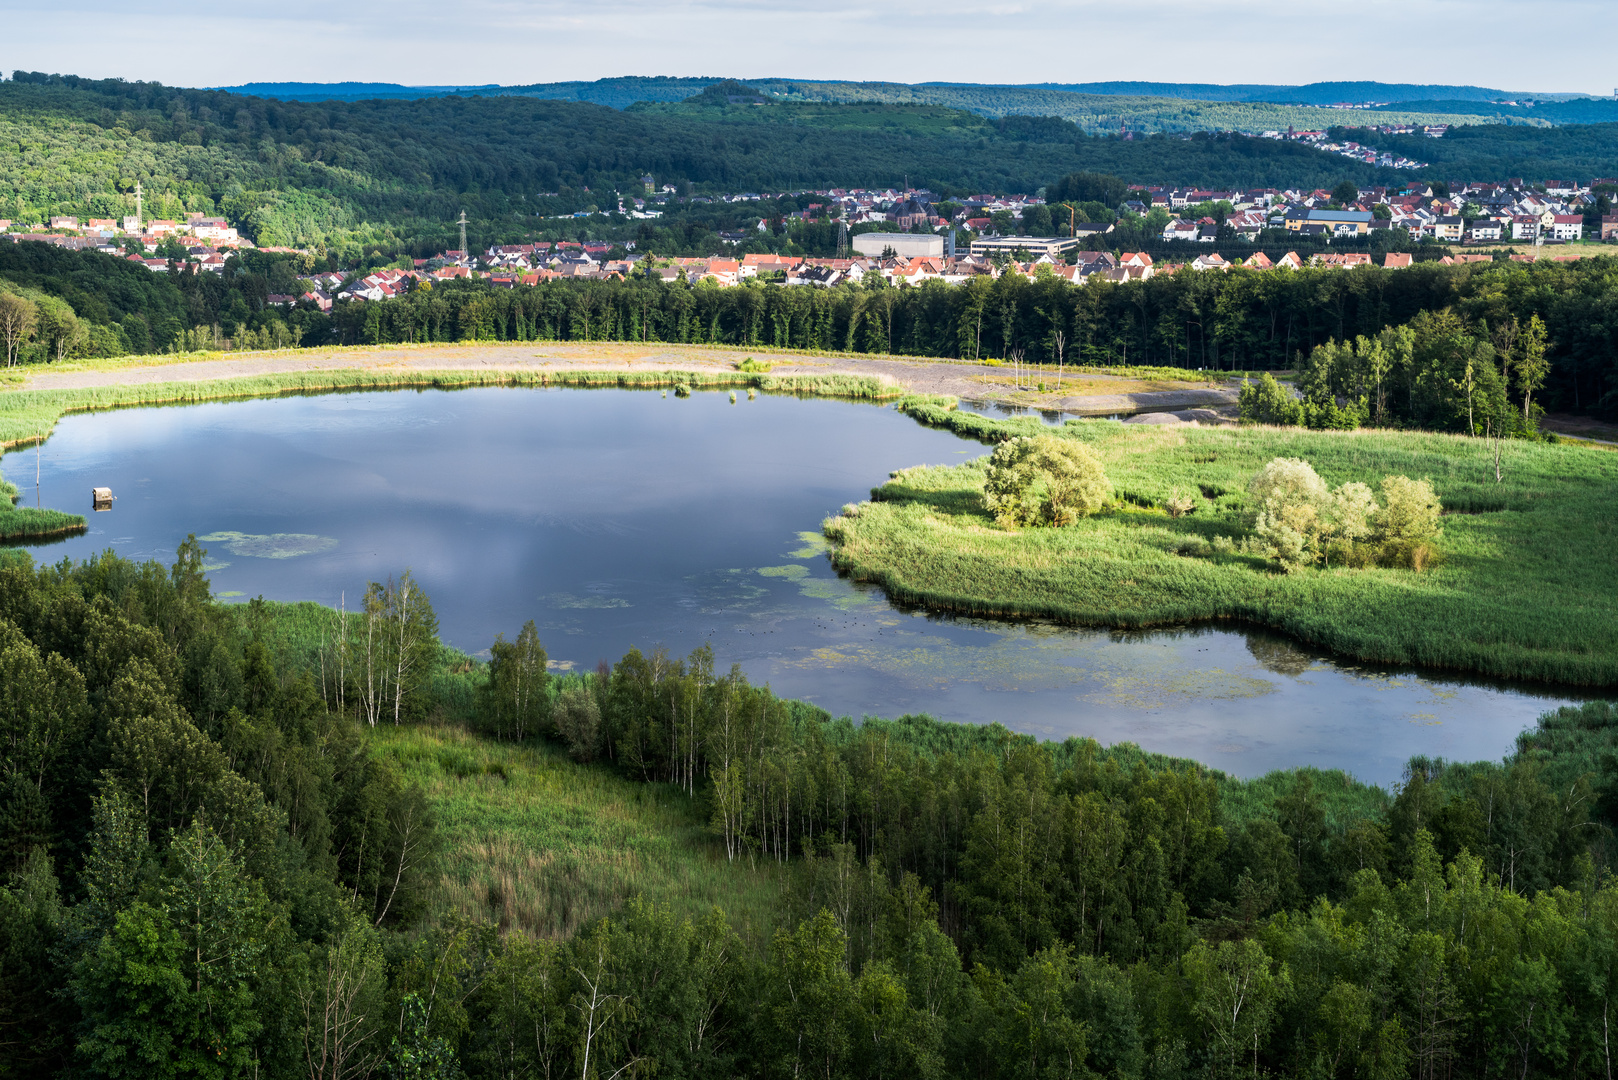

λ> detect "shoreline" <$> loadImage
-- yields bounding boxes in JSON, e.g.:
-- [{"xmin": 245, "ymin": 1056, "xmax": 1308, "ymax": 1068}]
[
  {"xmin": 1, "ymin": 341, "xmax": 1242, "ymax": 448},
  {"xmin": 822, "ymin": 408, "xmax": 1618, "ymax": 691},
  {"xmin": 14, "ymin": 349, "xmax": 1596, "ymax": 692}
]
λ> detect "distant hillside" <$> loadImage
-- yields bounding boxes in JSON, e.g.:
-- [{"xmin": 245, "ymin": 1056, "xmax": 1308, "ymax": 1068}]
[
  {"xmin": 217, "ymin": 77, "xmax": 723, "ymax": 107},
  {"xmin": 222, "ymin": 81, "xmax": 500, "ymax": 102},
  {"xmin": 220, "ymin": 77, "xmax": 1596, "ymax": 107},
  {"xmin": 1010, "ymin": 81, "xmax": 1570, "ymax": 104},
  {"xmin": 0, "ymin": 73, "xmax": 1396, "ymax": 256},
  {"xmin": 216, "ymin": 77, "xmax": 1607, "ymax": 134},
  {"xmin": 746, "ymin": 82, "xmax": 1552, "ymax": 134}
]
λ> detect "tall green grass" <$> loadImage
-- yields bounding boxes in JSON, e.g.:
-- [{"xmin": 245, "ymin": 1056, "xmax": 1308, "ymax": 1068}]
[
  {"xmin": 0, "ymin": 506, "xmax": 86, "ymax": 541},
  {"xmin": 226, "ymin": 600, "xmax": 781, "ymax": 940},
  {"xmin": 829, "ymin": 413, "xmax": 1618, "ymax": 686},
  {"xmin": 0, "ymin": 367, "xmax": 903, "ymax": 447},
  {"xmin": 369, "ymin": 725, "xmax": 785, "ymax": 943},
  {"xmin": 0, "ymin": 467, "xmax": 85, "ymax": 540}
]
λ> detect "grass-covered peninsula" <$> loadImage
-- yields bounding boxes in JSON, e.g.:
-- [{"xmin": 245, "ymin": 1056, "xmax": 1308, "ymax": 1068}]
[{"xmin": 825, "ymin": 400, "xmax": 1618, "ymax": 687}]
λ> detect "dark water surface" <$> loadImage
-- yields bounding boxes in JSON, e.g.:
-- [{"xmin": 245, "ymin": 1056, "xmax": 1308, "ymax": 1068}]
[{"xmin": 10, "ymin": 387, "xmax": 1585, "ymax": 786}]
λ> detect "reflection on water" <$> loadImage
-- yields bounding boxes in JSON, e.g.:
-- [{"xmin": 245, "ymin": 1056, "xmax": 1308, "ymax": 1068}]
[{"xmin": 10, "ymin": 386, "xmax": 1592, "ymax": 786}]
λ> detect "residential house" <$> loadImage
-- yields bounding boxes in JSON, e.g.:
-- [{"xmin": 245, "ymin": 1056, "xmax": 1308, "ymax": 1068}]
[
  {"xmin": 1382, "ymin": 253, "xmax": 1413, "ymax": 269},
  {"xmin": 1430, "ymin": 216, "xmax": 1464, "ymax": 242},
  {"xmin": 1275, "ymin": 251, "xmax": 1304, "ymax": 270},
  {"xmin": 1310, "ymin": 252, "xmax": 1372, "ymax": 269},
  {"xmin": 1161, "ymin": 219, "xmax": 1199, "ymax": 242},
  {"xmin": 1287, "ymin": 209, "xmax": 1374, "ymax": 236},
  {"xmin": 1189, "ymin": 253, "xmax": 1231, "ymax": 271},
  {"xmin": 1602, "ymin": 214, "xmax": 1618, "ymax": 241},
  {"xmin": 1549, "ymin": 214, "xmax": 1584, "ymax": 241},
  {"xmin": 191, "ymin": 218, "xmax": 239, "ymax": 243},
  {"xmin": 1244, "ymin": 252, "xmax": 1273, "ymax": 269}
]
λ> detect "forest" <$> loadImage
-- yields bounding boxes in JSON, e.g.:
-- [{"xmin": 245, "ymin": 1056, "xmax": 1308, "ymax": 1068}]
[{"xmin": 1, "ymin": 536, "xmax": 1616, "ymax": 1079}]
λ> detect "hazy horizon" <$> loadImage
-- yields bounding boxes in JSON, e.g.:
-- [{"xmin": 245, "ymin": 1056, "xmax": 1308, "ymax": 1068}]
[{"xmin": 0, "ymin": 0, "xmax": 1612, "ymax": 96}]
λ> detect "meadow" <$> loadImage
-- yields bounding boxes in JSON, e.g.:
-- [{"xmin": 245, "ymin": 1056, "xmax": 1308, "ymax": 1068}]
[
  {"xmin": 368, "ymin": 724, "xmax": 787, "ymax": 944},
  {"xmin": 827, "ymin": 401, "xmax": 1618, "ymax": 686}
]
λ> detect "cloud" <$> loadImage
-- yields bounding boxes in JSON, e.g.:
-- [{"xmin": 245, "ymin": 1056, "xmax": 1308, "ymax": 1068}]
[{"xmin": 0, "ymin": 0, "xmax": 1610, "ymax": 93}]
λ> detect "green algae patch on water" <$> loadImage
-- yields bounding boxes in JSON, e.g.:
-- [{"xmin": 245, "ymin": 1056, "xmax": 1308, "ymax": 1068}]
[
  {"xmin": 756, "ymin": 564, "xmax": 810, "ymax": 581},
  {"xmin": 788, "ymin": 531, "xmax": 830, "ymax": 559},
  {"xmin": 795, "ymin": 577, "xmax": 879, "ymax": 610},
  {"xmin": 544, "ymin": 592, "xmax": 632, "ymax": 610},
  {"xmin": 198, "ymin": 531, "xmax": 338, "ymax": 558}
]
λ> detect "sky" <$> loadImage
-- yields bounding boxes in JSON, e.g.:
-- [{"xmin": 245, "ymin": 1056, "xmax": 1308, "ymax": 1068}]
[{"xmin": 0, "ymin": 0, "xmax": 1612, "ymax": 95}]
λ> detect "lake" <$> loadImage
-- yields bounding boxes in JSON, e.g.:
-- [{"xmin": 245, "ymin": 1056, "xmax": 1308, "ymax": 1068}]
[{"xmin": 8, "ymin": 386, "xmax": 1586, "ymax": 786}]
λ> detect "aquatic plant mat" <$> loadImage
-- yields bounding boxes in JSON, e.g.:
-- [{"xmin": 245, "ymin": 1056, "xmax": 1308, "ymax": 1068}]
[{"xmin": 831, "ymin": 405, "xmax": 1618, "ymax": 687}]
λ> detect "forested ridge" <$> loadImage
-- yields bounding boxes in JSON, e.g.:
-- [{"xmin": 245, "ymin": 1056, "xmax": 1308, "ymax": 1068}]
[
  {"xmin": 220, "ymin": 76, "xmax": 1618, "ymax": 130},
  {"xmin": 0, "ymin": 72, "xmax": 1398, "ymax": 252},
  {"xmin": 6, "ymin": 70, "xmax": 1618, "ymax": 260},
  {"xmin": 2, "ymin": 536, "xmax": 1618, "ymax": 1079}
]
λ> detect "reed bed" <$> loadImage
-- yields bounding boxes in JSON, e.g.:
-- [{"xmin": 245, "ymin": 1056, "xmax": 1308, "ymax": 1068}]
[
  {"xmin": 0, "ymin": 367, "xmax": 902, "ymax": 447},
  {"xmin": 0, "ymin": 505, "xmax": 85, "ymax": 541},
  {"xmin": 830, "ymin": 412, "xmax": 1618, "ymax": 687}
]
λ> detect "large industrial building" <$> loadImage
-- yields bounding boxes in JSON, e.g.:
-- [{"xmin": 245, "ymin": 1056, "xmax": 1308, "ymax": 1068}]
[
  {"xmin": 967, "ymin": 236, "xmax": 1084, "ymax": 259},
  {"xmin": 850, "ymin": 232, "xmax": 945, "ymax": 258}
]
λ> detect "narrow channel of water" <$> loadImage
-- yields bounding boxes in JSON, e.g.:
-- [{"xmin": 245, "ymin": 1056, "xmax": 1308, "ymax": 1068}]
[{"xmin": 8, "ymin": 386, "xmax": 1588, "ymax": 786}]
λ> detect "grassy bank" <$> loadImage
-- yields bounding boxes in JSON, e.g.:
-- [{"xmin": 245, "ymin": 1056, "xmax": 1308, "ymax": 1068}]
[
  {"xmin": 370, "ymin": 724, "xmax": 785, "ymax": 944},
  {"xmin": 0, "ymin": 366, "xmax": 902, "ymax": 447},
  {"xmin": 829, "ymin": 404, "xmax": 1618, "ymax": 687}
]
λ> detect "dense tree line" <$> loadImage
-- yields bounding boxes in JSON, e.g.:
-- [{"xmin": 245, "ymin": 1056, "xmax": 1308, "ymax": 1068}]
[
  {"xmin": 309, "ymin": 258, "xmax": 1618, "ymax": 423},
  {"xmin": 0, "ymin": 542, "xmax": 440, "ymax": 1076},
  {"xmin": 5, "ymin": 539, "xmax": 1618, "ymax": 1076},
  {"xmin": 10, "ymin": 236, "xmax": 1618, "ymax": 421}
]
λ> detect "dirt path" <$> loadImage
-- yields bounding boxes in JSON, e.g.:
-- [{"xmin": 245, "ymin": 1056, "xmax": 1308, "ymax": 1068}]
[{"xmin": 18, "ymin": 342, "xmax": 1241, "ymax": 418}]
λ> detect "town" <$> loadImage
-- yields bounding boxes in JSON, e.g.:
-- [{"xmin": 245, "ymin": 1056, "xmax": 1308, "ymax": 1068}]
[{"xmin": 5, "ymin": 174, "xmax": 1615, "ymax": 309}]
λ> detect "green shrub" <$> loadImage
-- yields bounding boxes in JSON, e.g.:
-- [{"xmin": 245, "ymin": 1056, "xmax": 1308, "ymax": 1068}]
[
  {"xmin": 1238, "ymin": 373, "xmax": 1303, "ymax": 426},
  {"xmin": 552, "ymin": 684, "xmax": 601, "ymax": 763},
  {"xmin": 983, "ymin": 435, "xmax": 1110, "ymax": 528},
  {"xmin": 1374, "ymin": 475, "xmax": 1443, "ymax": 546},
  {"xmin": 1302, "ymin": 397, "xmax": 1368, "ymax": 431}
]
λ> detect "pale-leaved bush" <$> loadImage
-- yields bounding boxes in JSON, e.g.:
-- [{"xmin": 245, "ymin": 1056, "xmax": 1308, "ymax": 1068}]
[
  {"xmin": 982, "ymin": 435, "xmax": 1110, "ymax": 528},
  {"xmin": 1246, "ymin": 458, "xmax": 1443, "ymax": 571}
]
